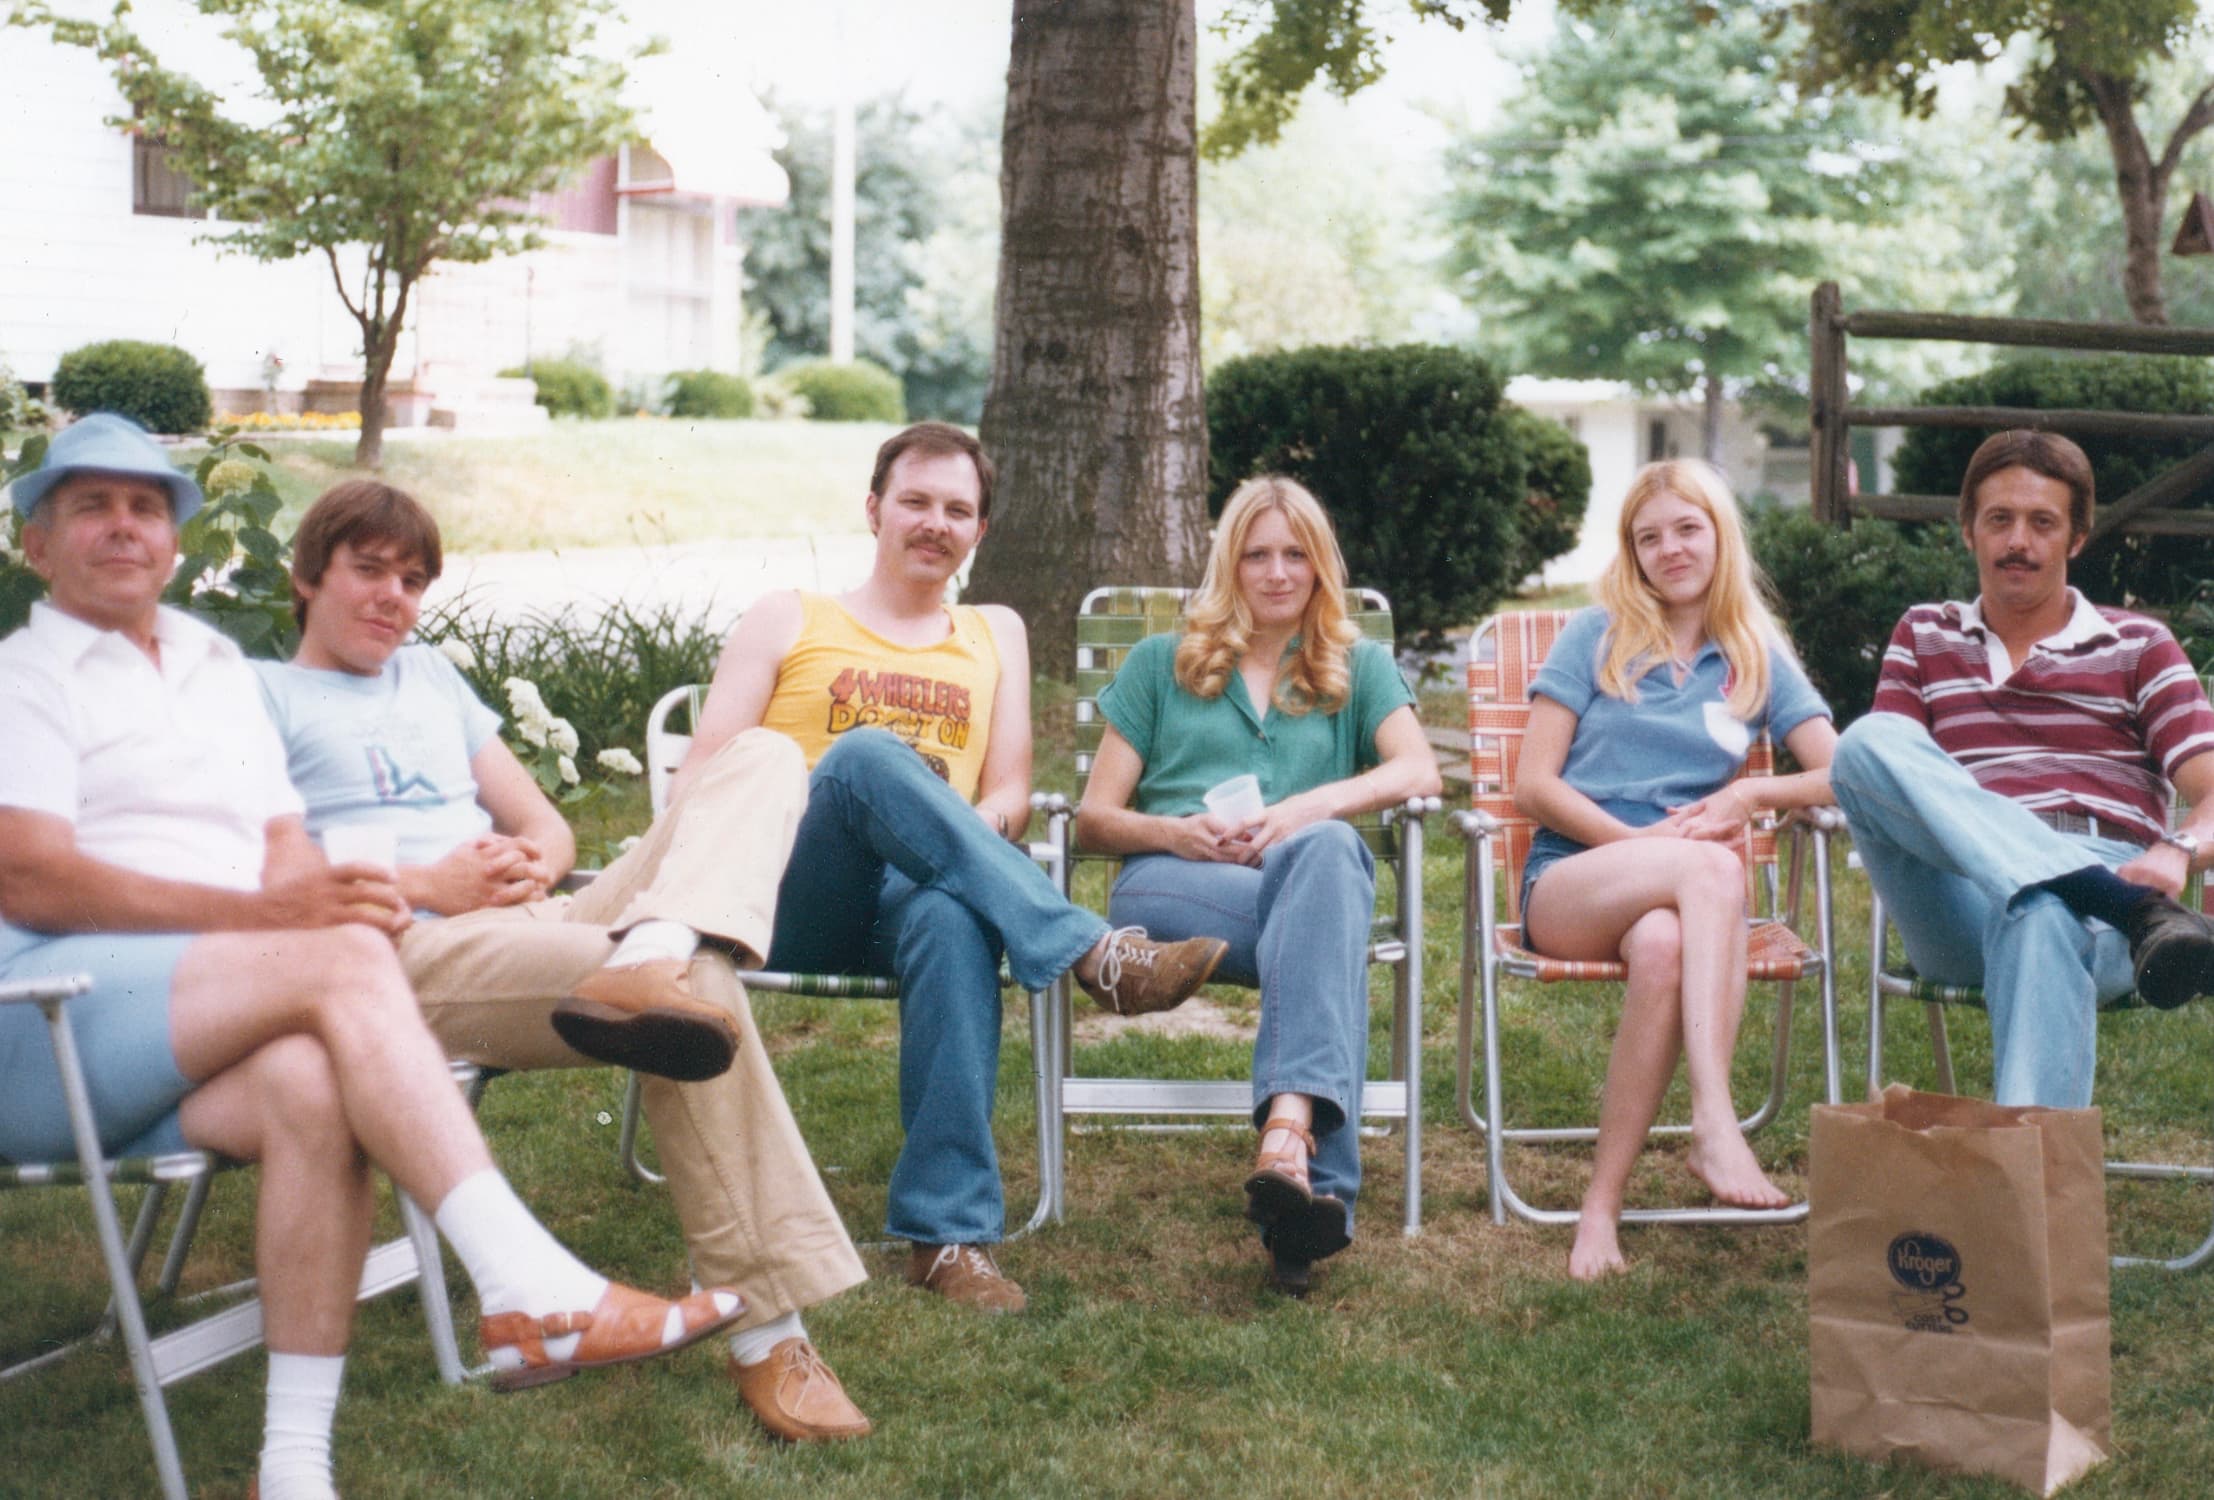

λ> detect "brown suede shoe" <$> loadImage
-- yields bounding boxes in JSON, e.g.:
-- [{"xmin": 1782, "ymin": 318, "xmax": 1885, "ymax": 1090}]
[
  {"xmin": 551, "ymin": 958, "xmax": 740, "ymax": 1081},
  {"xmin": 907, "ymin": 1242, "xmax": 1028, "ymax": 1313},
  {"xmin": 730, "ymin": 1338, "xmax": 872, "ymax": 1442},
  {"xmin": 1074, "ymin": 926, "xmax": 1228, "ymax": 1017}
]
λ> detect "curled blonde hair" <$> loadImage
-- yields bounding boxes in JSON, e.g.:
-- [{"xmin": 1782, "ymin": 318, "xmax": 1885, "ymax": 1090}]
[
  {"xmin": 1174, "ymin": 475, "xmax": 1359, "ymax": 714},
  {"xmin": 1592, "ymin": 459, "xmax": 1785, "ymax": 721}
]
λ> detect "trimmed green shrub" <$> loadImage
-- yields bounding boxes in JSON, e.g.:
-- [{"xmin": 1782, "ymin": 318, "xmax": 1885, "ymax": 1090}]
[
  {"xmin": 1890, "ymin": 354, "xmax": 2214, "ymax": 608},
  {"xmin": 1500, "ymin": 405, "xmax": 1593, "ymax": 586},
  {"xmin": 776, "ymin": 357, "xmax": 906, "ymax": 422},
  {"xmin": 504, "ymin": 359, "xmax": 613, "ymax": 420},
  {"xmin": 1207, "ymin": 344, "xmax": 1583, "ymax": 645},
  {"xmin": 1749, "ymin": 506, "xmax": 1975, "ymax": 724},
  {"xmin": 49, "ymin": 340, "xmax": 210, "ymax": 434},
  {"xmin": 663, "ymin": 369, "xmax": 756, "ymax": 420}
]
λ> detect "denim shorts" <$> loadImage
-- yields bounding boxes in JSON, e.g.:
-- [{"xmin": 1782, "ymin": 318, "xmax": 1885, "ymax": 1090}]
[
  {"xmin": 0, "ymin": 932, "xmax": 196, "ymax": 1163},
  {"xmin": 1519, "ymin": 828, "xmax": 1591, "ymax": 939}
]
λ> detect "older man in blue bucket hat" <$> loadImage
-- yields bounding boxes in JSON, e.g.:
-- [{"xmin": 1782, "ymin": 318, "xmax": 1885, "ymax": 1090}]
[{"xmin": 0, "ymin": 413, "xmax": 745, "ymax": 1497}]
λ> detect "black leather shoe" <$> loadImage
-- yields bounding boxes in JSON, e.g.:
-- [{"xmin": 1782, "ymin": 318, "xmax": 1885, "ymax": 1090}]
[{"xmin": 2127, "ymin": 896, "xmax": 2214, "ymax": 1010}]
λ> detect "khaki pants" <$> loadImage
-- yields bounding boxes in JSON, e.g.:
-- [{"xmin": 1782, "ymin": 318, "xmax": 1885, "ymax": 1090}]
[{"xmin": 399, "ymin": 728, "xmax": 865, "ymax": 1325}]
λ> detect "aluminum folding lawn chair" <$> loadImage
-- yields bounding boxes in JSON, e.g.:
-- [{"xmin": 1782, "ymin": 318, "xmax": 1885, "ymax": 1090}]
[
  {"xmin": 1866, "ymin": 880, "xmax": 2214, "ymax": 1272},
  {"xmin": 1452, "ymin": 609, "xmax": 1843, "ymax": 1228},
  {"xmin": 0, "ymin": 973, "xmax": 467, "ymax": 1500},
  {"xmin": 1031, "ymin": 585, "xmax": 1441, "ymax": 1235},
  {"xmin": 610, "ymin": 685, "xmax": 1063, "ymax": 1237}
]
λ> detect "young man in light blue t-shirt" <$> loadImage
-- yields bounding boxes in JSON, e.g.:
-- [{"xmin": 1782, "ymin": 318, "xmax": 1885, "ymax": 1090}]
[{"xmin": 256, "ymin": 481, "xmax": 872, "ymax": 1444}]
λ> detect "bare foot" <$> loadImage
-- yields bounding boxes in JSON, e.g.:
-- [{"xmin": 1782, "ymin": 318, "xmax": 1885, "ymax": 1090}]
[
  {"xmin": 1568, "ymin": 1214, "xmax": 1627, "ymax": 1281},
  {"xmin": 1685, "ymin": 1128, "xmax": 1791, "ymax": 1209}
]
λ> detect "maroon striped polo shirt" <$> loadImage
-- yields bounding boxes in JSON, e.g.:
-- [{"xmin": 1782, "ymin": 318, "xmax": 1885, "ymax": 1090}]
[{"xmin": 1871, "ymin": 591, "xmax": 2214, "ymax": 847}]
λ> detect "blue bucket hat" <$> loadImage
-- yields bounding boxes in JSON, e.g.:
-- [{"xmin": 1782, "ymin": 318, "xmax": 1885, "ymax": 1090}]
[{"xmin": 8, "ymin": 412, "xmax": 204, "ymax": 524}]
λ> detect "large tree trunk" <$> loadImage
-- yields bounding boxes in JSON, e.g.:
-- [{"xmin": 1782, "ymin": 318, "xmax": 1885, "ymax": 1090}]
[
  {"xmin": 968, "ymin": 0, "xmax": 1210, "ymax": 671},
  {"xmin": 2085, "ymin": 71, "xmax": 2171, "ymax": 326}
]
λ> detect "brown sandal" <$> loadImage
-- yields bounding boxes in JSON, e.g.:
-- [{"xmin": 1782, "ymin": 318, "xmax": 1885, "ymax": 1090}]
[{"xmin": 1244, "ymin": 1115, "xmax": 1317, "ymax": 1228}]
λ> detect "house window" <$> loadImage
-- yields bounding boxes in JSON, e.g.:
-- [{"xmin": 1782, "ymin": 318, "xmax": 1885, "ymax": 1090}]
[
  {"xmin": 1647, "ymin": 418, "xmax": 1671, "ymax": 462},
  {"xmin": 132, "ymin": 133, "xmax": 208, "ymax": 219}
]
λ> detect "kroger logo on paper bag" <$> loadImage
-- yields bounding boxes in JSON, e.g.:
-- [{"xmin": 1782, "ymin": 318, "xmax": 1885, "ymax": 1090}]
[{"xmin": 1886, "ymin": 1231, "xmax": 1969, "ymax": 1334}]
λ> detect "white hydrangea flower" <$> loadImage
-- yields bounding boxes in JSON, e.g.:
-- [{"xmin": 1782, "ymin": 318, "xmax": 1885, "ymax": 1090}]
[
  {"xmin": 548, "ymin": 719, "xmax": 581, "ymax": 758},
  {"xmin": 504, "ymin": 676, "xmax": 548, "ymax": 720},
  {"xmin": 596, "ymin": 747, "xmax": 644, "ymax": 776},
  {"xmin": 557, "ymin": 754, "xmax": 580, "ymax": 786},
  {"xmin": 503, "ymin": 677, "xmax": 553, "ymax": 748},
  {"xmin": 436, "ymin": 638, "xmax": 477, "ymax": 671},
  {"xmin": 203, "ymin": 457, "xmax": 258, "ymax": 500}
]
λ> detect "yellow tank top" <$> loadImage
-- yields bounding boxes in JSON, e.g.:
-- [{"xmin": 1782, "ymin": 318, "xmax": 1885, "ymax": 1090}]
[{"xmin": 763, "ymin": 593, "xmax": 1001, "ymax": 801}]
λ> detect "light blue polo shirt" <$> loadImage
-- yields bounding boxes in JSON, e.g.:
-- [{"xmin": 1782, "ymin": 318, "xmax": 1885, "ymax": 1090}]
[
  {"xmin": 1532, "ymin": 606, "xmax": 1829, "ymax": 827},
  {"xmin": 1098, "ymin": 634, "xmax": 1416, "ymax": 816},
  {"xmin": 252, "ymin": 645, "xmax": 501, "ymax": 869}
]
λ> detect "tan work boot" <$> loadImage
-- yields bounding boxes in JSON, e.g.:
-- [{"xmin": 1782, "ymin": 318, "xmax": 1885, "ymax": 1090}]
[
  {"xmin": 907, "ymin": 1243, "xmax": 1028, "ymax": 1314},
  {"xmin": 1073, "ymin": 926, "xmax": 1228, "ymax": 1017},
  {"xmin": 551, "ymin": 958, "xmax": 741, "ymax": 1081},
  {"xmin": 730, "ymin": 1339, "xmax": 872, "ymax": 1442}
]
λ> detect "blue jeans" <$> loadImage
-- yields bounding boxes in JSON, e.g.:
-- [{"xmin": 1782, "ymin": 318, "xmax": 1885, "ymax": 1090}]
[
  {"xmin": 1831, "ymin": 713, "xmax": 2138, "ymax": 1108},
  {"xmin": 1106, "ymin": 821, "xmax": 1376, "ymax": 1232},
  {"xmin": 765, "ymin": 728, "xmax": 1108, "ymax": 1245}
]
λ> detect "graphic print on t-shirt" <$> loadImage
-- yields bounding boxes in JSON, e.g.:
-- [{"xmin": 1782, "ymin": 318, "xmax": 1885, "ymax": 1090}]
[
  {"xmin": 825, "ymin": 667, "xmax": 972, "ymax": 782},
  {"xmin": 364, "ymin": 733, "xmax": 451, "ymax": 804}
]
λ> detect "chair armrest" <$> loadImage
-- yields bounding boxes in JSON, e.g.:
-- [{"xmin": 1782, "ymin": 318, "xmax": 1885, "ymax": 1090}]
[
  {"xmin": 1786, "ymin": 806, "xmax": 1847, "ymax": 835},
  {"xmin": 557, "ymin": 869, "xmax": 599, "ymax": 894},
  {"xmin": 1450, "ymin": 808, "xmax": 1501, "ymax": 840},
  {"xmin": 0, "ymin": 973, "xmax": 92, "ymax": 1007}
]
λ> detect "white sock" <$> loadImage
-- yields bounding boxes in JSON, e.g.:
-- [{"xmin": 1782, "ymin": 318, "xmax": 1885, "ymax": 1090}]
[
  {"xmin": 434, "ymin": 1169, "xmax": 608, "ymax": 1371},
  {"xmin": 607, "ymin": 919, "xmax": 700, "ymax": 969},
  {"xmin": 258, "ymin": 1351, "xmax": 343, "ymax": 1500},
  {"xmin": 729, "ymin": 1309, "xmax": 806, "ymax": 1367}
]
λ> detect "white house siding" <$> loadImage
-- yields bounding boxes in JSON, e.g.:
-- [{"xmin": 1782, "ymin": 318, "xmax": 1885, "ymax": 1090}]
[
  {"xmin": 2, "ymin": 13, "xmax": 773, "ymax": 413},
  {"xmin": 1506, "ymin": 377, "xmax": 1812, "ymax": 586},
  {"xmin": 0, "ymin": 23, "xmax": 361, "ymax": 398}
]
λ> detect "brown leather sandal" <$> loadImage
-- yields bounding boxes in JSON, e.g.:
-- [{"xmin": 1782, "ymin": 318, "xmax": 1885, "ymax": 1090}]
[{"xmin": 1243, "ymin": 1114, "xmax": 1317, "ymax": 1230}]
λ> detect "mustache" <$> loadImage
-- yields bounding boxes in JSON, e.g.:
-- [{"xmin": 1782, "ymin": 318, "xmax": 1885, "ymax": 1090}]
[{"xmin": 1997, "ymin": 552, "xmax": 2037, "ymax": 568}]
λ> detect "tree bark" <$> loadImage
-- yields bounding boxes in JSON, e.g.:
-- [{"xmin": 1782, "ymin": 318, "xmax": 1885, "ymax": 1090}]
[
  {"xmin": 969, "ymin": 0, "xmax": 1210, "ymax": 671},
  {"xmin": 2085, "ymin": 70, "xmax": 2171, "ymax": 326}
]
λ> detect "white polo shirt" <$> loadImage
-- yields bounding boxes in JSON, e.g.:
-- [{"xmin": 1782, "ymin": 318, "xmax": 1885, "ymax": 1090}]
[{"xmin": 0, "ymin": 602, "xmax": 302, "ymax": 907}]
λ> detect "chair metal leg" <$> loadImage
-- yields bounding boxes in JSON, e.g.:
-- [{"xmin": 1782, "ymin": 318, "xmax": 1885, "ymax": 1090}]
[
  {"xmin": 397, "ymin": 1187, "xmax": 477, "ymax": 1384},
  {"xmin": 41, "ymin": 996, "xmax": 190, "ymax": 1500},
  {"xmin": 618, "ymin": 1071, "xmax": 665, "ymax": 1185},
  {"xmin": 2108, "ymin": 1162, "xmax": 2214, "ymax": 1272},
  {"xmin": 1010, "ymin": 985, "xmax": 1059, "ymax": 1239},
  {"xmin": 1868, "ymin": 891, "xmax": 1889, "ymax": 1097},
  {"xmin": 1396, "ymin": 807, "xmax": 1425, "ymax": 1236},
  {"xmin": 1926, "ymin": 1005, "xmax": 1957, "ymax": 1096},
  {"xmin": 155, "ymin": 1173, "xmax": 212, "ymax": 1295}
]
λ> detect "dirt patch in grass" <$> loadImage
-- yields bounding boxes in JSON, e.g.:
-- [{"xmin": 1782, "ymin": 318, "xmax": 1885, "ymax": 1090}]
[{"xmin": 1074, "ymin": 996, "xmax": 1257, "ymax": 1044}]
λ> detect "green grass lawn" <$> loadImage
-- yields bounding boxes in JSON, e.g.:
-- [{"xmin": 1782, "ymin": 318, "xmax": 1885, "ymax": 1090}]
[
  {"xmin": 182, "ymin": 418, "xmax": 904, "ymax": 555},
  {"xmin": 7, "ymin": 729, "xmax": 2214, "ymax": 1498}
]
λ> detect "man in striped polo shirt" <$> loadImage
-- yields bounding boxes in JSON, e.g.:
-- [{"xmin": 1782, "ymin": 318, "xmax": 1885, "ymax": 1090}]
[{"xmin": 1830, "ymin": 429, "xmax": 2214, "ymax": 1108}]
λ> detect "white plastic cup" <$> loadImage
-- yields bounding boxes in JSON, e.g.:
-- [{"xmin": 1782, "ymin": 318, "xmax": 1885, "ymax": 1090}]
[
  {"xmin": 1203, "ymin": 773, "xmax": 1265, "ymax": 826},
  {"xmin": 321, "ymin": 823, "xmax": 398, "ymax": 873}
]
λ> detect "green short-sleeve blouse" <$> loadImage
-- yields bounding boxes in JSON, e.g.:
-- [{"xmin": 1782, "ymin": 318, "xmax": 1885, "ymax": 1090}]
[{"xmin": 1096, "ymin": 633, "xmax": 1417, "ymax": 816}]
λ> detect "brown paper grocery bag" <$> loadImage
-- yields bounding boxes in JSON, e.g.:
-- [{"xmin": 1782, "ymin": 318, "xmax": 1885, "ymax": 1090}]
[{"xmin": 1809, "ymin": 1084, "xmax": 2110, "ymax": 1496}]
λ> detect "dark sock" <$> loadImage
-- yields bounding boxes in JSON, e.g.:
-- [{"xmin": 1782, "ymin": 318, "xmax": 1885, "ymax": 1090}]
[{"xmin": 2038, "ymin": 865, "xmax": 2163, "ymax": 933}]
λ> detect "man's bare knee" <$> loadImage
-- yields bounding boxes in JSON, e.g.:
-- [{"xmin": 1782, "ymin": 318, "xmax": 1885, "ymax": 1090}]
[{"xmin": 246, "ymin": 1034, "xmax": 354, "ymax": 1145}]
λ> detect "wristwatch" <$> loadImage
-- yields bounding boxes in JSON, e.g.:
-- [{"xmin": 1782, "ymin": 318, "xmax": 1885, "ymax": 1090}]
[{"xmin": 2158, "ymin": 830, "xmax": 2202, "ymax": 865}]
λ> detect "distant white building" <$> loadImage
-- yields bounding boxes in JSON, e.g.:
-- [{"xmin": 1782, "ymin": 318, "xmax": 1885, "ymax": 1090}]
[
  {"xmin": 0, "ymin": 3, "xmax": 786, "ymax": 426},
  {"xmin": 1505, "ymin": 377, "xmax": 1900, "ymax": 584}
]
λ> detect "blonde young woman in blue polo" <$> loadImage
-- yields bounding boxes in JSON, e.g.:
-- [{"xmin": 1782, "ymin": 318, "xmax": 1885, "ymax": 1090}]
[
  {"xmin": 1514, "ymin": 459, "xmax": 1837, "ymax": 1281},
  {"xmin": 1075, "ymin": 476, "xmax": 1441, "ymax": 1295}
]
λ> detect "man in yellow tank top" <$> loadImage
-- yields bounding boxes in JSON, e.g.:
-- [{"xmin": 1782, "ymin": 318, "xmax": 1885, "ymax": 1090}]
[{"xmin": 682, "ymin": 422, "xmax": 1227, "ymax": 1313}]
